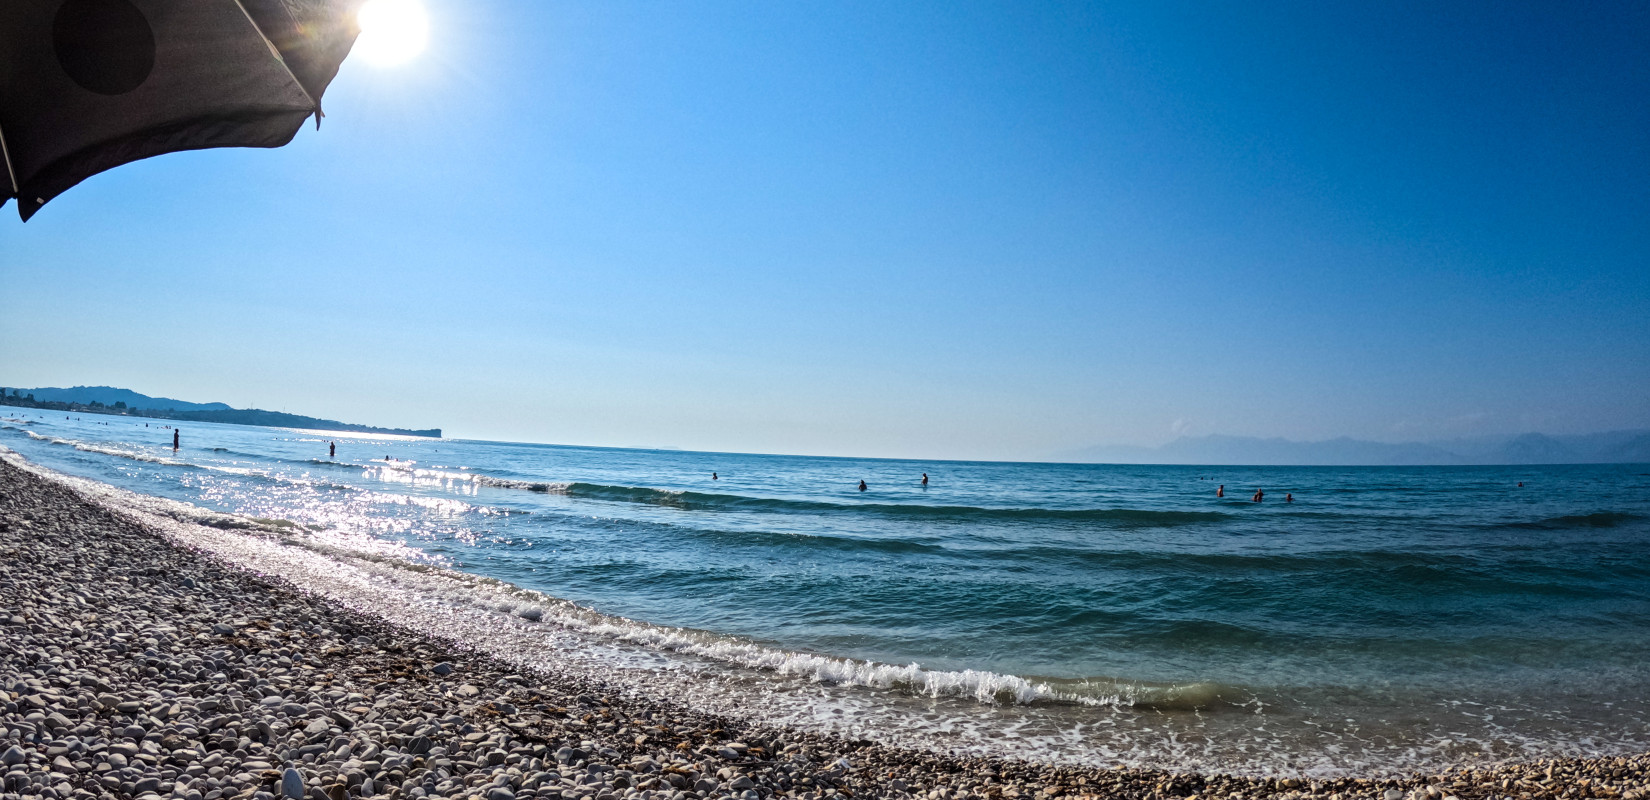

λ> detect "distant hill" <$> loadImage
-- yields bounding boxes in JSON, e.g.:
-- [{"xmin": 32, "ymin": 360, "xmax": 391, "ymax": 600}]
[
  {"xmin": 20, "ymin": 386, "xmax": 232, "ymax": 412},
  {"xmin": 1061, "ymin": 430, "xmax": 1650, "ymax": 466},
  {"xmin": 0, "ymin": 385, "xmax": 440, "ymax": 438}
]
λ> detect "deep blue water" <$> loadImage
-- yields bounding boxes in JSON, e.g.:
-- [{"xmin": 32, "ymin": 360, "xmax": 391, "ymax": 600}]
[{"xmin": 5, "ymin": 410, "xmax": 1649, "ymax": 772}]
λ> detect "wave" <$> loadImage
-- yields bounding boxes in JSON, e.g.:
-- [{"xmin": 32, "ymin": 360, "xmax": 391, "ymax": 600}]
[
  {"xmin": 8, "ymin": 431, "xmax": 515, "ymax": 517},
  {"xmin": 1504, "ymin": 512, "xmax": 1644, "ymax": 530},
  {"xmin": 209, "ymin": 446, "xmax": 282, "ymax": 460},
  {"xmin": 364, "ymin": 463, "xmax": 571, "ymax": 493},
  {"xmin": 683, "ymin": 525, "xmax": 950, "ymax": 555},
  {"xmin": 356, "ymin": 464, "xmax": 1227, "ymax": 525},
  {"xmin": 19, "ymin": 430, "xmax": 346, "ymax": 478},
  {"xmin": 559, "ymin": 481, "xmax": 1227, "ymax": 526},
  {"xmin": 308, "ymin": 458, "xmax": 372, "ymax": 468},
  {"xmin": 23, "ymin": 430, "xmax": 198, "ymax": 467},
  {"xmin": 489, "ymin": 593, "xmax": 1245, "ymax": 711}
]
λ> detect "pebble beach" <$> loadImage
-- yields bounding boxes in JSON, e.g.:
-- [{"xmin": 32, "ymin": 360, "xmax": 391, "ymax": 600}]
[{"xmin": 3, "ymin": 455, "xmax": 1648, "ymax": 800}]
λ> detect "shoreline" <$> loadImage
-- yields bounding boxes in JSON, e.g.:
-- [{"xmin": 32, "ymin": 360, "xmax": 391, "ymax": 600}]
[{"xmin": 2, "ymin": 455, "xmax": 1647, "ymax": 800}]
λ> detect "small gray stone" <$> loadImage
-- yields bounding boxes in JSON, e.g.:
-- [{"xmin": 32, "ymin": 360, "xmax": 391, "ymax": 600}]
[
  {"xmin": 0, "ymin": 746, "xmax": 23, "ymax": 766},
  {"xmin": 431, "ymin": 663, "xmax": 453, "ymax": 676},
  {"xmin": 282, "ymin": 767, "xmax": 305, "ymax": 800}
]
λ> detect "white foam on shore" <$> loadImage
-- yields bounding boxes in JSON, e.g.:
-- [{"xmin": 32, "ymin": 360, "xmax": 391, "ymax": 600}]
[
  {"xmin": 366, "ymin": 462, "xmax": 573, "ymax": 494},
  {"xmin": 6, "ymin": 447, "xmax": 1643, "ymax": 778},
  {"xmin": 18, "ymin": 429, "xmax": 194, "ymax": 466},
  {"xmin": 5, "ymin": 428, "xmax": 513, "ymax": 519}
]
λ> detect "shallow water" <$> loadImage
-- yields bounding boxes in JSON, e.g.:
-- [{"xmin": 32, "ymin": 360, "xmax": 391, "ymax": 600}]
[{"xmin": 4, "ymin": 411, "xmax": 1649, "ymax": 775}]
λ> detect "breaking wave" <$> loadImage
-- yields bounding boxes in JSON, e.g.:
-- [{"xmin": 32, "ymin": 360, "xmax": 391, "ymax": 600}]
[
  {"xmin": 364, "ymin": 464, "xmax": 1226, "ymax": 526},
  {"xmin": 1505, "ymin": 511, "xmax": 1644, "ymax": 530}
]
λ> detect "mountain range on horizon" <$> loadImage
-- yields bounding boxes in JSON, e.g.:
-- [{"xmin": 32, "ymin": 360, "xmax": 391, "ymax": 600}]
[
  {"xmin": 1061, "ymin": 430, "xmax": 1650, "ymax": 466},
  {"xmin": 10, "ymin": 386, "xmax": 233, "ymax": 413},
  {"xmin": 1, "ymin": 385, "xmax": 440, "ymax": 438}
]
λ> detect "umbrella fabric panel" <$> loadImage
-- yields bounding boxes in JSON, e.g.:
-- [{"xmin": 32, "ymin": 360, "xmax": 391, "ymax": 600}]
[
  {"xmin": 0, "ymin": 0, "xmax": 358, "ymax": 220},
  {"xmin": 241, "ymin": 0, "xmax": 364, "ymax": 106}
]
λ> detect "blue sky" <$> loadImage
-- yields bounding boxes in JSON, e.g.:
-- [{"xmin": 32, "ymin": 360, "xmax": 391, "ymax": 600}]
[{"xmin": 3, "ymin": 1, "xmax": 1647, "ymax": 460}]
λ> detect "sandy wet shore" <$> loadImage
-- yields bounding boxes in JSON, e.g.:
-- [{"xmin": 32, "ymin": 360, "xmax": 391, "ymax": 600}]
[{"xmin": 1, "ymin": 455, "xmax": 1646, "ymax": 800}]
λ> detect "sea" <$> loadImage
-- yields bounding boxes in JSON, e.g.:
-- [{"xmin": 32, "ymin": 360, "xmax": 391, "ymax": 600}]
[{"xmin": 4, "ymin": 411, "xmax": 1649, "ymax": 777}]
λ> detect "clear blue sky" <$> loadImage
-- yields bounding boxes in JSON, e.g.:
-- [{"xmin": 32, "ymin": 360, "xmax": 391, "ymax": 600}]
[{"xmin": 3, "ymin": 1, "xmax": 1647, "ymax": 460}]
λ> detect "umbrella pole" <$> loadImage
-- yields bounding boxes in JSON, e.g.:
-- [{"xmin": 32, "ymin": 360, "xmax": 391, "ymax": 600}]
[{"xmin": 0, "ymin": 121, "xmax": 17, "ymax": 197}]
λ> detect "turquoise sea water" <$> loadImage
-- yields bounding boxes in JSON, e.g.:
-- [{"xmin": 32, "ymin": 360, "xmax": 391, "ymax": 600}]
[{"xmin": 4, "ymin": 411, "xmax": 1649, "ymax": 774}]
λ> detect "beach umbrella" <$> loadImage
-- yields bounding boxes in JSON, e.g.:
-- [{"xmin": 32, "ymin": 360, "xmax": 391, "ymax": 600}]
[{"xmin": 0, "ymin": 0, "xmax": 364, "ymax": 220}]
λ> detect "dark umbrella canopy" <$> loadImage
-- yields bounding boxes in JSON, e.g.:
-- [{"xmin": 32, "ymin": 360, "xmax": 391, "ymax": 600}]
[{"xmin": 0, "ymin": 0, "xmax": 363, "ymax": 220}]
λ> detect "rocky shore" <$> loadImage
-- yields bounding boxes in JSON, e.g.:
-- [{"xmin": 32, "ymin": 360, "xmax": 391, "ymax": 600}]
[{"xmin": 2, "ymin": 457, "xmax": 1646, "ymax": 800}]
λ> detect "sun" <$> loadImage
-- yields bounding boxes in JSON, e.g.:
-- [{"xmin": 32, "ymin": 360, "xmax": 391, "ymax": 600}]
[{"xmin": 354, "ymin": 0, "xmax": 429, "ymax": 67}]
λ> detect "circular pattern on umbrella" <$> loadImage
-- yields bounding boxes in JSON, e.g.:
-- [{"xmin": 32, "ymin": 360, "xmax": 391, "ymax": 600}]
[{"xmin": 53, "ymin": 0, "xmax": 156, "ymax": 96}]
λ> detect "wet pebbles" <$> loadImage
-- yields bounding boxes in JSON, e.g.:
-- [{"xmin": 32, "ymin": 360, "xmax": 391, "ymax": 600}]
[{"xmin": 1, "ymin": 457, "xmax": 1646, "ymax": 800}]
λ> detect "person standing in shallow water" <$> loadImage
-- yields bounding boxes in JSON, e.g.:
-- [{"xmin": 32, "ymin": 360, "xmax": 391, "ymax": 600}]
[
  {"xmin": 329, "ymin": 441, "xmax": 335, "ymax": 458},
  {"xmin": 921, "ymin": 473, "xmax": 928, "ymax": 486},
  {"xmin": 858, "ymin": 480, "xmax": 867, "ymax": 492},
  {"xmin": 1253, "ymin": 489, "xmax": 1264, "ymax": 502},
  {"xmin": 1217, "ymin": 484, "xmax": 1224, "ymax": 498},
  {"xmin": 172, "ymin": 429, "xmax": 179, "ymax": 451},
  {"xmin": 712, "ymin": 472, "xmax": 718, "ymax": 480}
]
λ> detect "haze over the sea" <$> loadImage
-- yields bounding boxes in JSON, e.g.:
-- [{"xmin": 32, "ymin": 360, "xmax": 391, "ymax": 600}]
[{"xmin": 3, "ymin": 2, "xmax": 1647, "ymax": 461}]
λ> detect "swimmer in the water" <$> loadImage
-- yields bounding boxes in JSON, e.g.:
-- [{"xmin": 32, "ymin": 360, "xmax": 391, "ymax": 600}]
[
  {"xmin": 858, "ymin": 480, "xmax": 867, "ymax": 492},
  {"xmin": 1285, "ymin": 493, "xmax": 1293, "ymax": 503},
  {"xmin": 712, "ymin": 472, "xmax": 718, "ymax": 480},
  {"xmin": 1217, "ymin": 484, "xmax": 1224, "ymax": 498},
  {"xmin": 1253, "ymin": 489, "xmax": 1264, "ymax": 502},
  {"xmin": 921, "ymin": 473, "xmax": 928, "ymax": 486}
]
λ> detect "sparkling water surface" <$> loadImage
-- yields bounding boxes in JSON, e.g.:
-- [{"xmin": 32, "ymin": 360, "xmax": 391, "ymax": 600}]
[{"xmin": 5, "ymin": 411, "xmax": 1649, "ymax": 774}]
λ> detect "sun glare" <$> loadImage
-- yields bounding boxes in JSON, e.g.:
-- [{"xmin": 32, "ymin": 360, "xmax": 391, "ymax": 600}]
[{"xmin": 354, "ymin": 0, "xmax": 429, "ymax": 67}]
